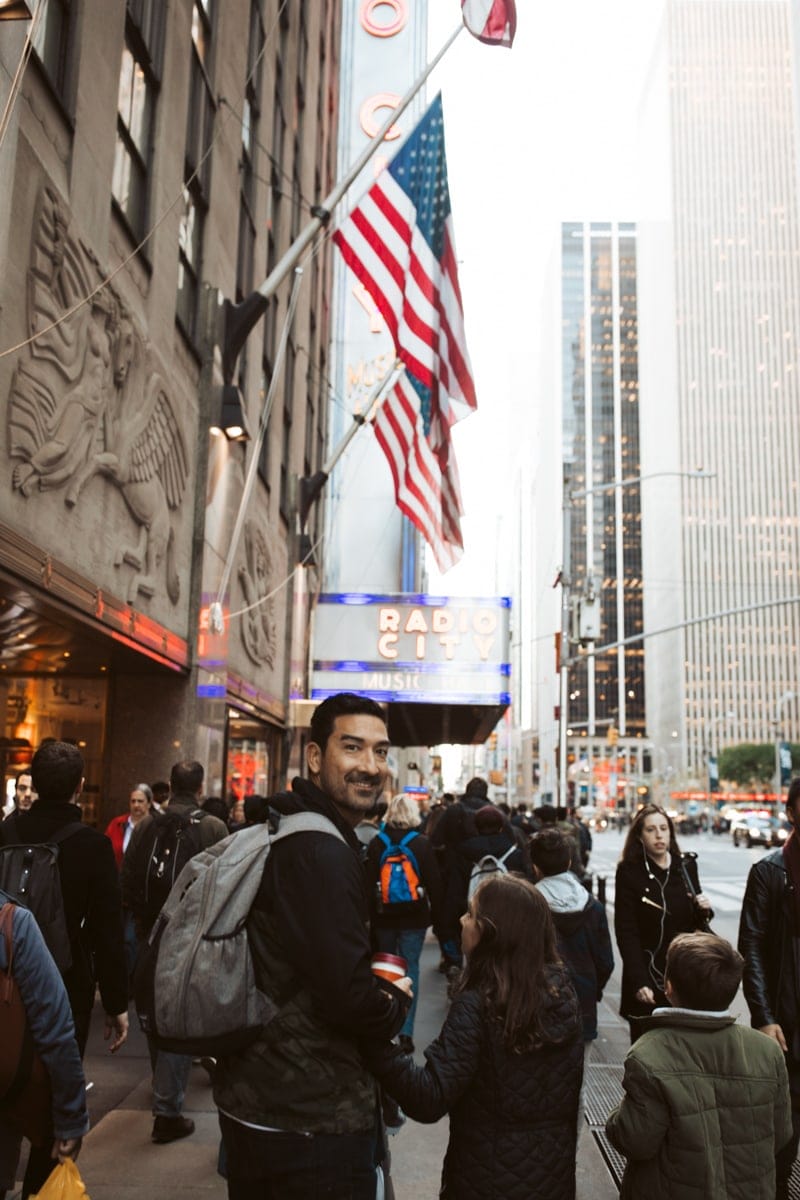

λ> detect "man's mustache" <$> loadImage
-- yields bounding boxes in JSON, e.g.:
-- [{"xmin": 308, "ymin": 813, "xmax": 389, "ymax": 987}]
[{"xmin": 345, "ymin": 772, "xmax": 383, "ymax": 786}]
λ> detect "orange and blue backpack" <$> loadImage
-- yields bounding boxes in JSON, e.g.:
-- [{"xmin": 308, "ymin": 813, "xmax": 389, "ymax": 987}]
[{"xmin": 375, "ymin": 831, "xmax": 427, "ymax": 917}]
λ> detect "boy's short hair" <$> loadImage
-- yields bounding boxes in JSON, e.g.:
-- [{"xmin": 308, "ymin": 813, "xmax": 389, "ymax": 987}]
[
  {"xmin": 530, "ymin": 827, "xmax": 571, "ymax": 876},
  {"xmin": 665, "ymin": 932, "xmax": 743, "ymax": 1011}
]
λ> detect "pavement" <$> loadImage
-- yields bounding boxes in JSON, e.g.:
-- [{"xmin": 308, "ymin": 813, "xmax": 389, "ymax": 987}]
[{"xmin": 7, "ymin": 926, "xmax": 627, "ymax": 1199}]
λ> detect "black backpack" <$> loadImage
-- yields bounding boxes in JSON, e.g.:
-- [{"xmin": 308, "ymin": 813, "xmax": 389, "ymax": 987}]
[
  {"xmin": 141, "ymin": 808, "xmax": 206, "ymax": 927},
  {"xmin": 0, "ymin": 816, "xmax": 83, "ymax": 974}
]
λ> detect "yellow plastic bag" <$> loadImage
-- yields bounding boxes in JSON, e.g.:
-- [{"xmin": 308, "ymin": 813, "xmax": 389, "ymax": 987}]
[{"xmin": 31, "ymin": 1158, "xmax": 90, "ymax": 1199}]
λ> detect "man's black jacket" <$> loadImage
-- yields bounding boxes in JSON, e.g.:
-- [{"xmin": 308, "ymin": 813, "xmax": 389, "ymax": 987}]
[
  {"xmin": 739, "ymin": 849, "xmax": 797, "ymax": 1038},
  {"xmin": 211, "ymin": 776, "xmax": 408, "ymax": 1134},
  {"xmin": 0, "ymin": 800, "xmax": 127, "ymax": 1020}
]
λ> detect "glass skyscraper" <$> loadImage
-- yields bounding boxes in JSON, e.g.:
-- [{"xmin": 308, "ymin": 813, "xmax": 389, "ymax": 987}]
[{"xmin": 561, "ymin": 222, "xmax": 645, "ymax": 740}]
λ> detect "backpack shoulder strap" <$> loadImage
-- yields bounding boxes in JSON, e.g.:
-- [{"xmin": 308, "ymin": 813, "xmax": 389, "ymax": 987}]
[
  {"xmin": 499, "ymin": 845, "xmax": 516, "ymax": 865},
  {"xmin": 0, "ymin": 903, "xmax": 14, "ymax": 977},
  {"xmin": 271, "ymin": 812, "xmax": 347, "ymax": 845},
  {"xmin": 46, "ymin": 822, "xmax": 85, "ymax": 847},
  {"xmin": 376, "ymin": 830, "xmax": 391, "ymax": 853},
  {"xmin": 396, "ymin": 832, "xmax": 421, "ymax": 874}
]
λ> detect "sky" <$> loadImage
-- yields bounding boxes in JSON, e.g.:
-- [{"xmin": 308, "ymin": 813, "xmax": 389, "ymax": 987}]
[{"xmin": 423, "ymin": 1, "xmax": 666, "ymax": 595}]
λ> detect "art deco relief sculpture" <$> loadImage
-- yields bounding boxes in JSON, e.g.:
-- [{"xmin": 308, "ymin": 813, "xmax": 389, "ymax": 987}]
[
  {"xmin": 238, "ymin": 519, "xmax": 278, "ymax": 668},
  {"xmin": 8, "ymin": 185, "xmax": 189, "ymax": 605}
]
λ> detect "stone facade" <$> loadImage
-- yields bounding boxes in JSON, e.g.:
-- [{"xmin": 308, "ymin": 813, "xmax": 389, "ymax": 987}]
[{"xmin": 0, "ymin": 0, "xmax": 340, "ymax": 819}]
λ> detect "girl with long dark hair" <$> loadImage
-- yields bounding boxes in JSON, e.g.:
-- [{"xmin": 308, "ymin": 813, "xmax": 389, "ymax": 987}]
[
  {"xmin": 615, "ymin": 804, "xmax": 712, "ymax": 1038},
  {"xmin": 366, "ymin": 874, "xmax": 583, "ymax": 1199}
]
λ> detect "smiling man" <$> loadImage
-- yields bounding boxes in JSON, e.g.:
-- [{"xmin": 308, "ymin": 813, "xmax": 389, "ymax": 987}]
[{"xmin": 212, "ymin": 693, "xmax": 409, "ymax": 1200}]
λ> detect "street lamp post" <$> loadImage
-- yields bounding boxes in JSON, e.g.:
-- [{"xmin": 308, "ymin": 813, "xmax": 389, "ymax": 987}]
[
  {"xmin": 773, "ymin": 690, "xmax": 795, "ymax": 801},
  {"xmin": 557, "ymin": 469, "xmax": 715, "ymax": 812}
]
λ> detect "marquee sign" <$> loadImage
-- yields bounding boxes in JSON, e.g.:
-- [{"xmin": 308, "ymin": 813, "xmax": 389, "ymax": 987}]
[{"xmin": 311, "ymin": 593, "xmax": 511, "ymax": 705}]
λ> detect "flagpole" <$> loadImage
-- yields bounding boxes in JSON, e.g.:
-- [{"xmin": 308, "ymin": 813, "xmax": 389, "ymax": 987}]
[
  {"xmin": 221, "ymin": 22, "xmax": 465, "ymax": 383},
  {"xmin": 297, "ymin": 363, "xmax": 404, "ymax": 528}
]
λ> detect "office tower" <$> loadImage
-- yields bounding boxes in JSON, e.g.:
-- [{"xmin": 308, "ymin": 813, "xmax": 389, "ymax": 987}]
[
  {"xmin": 638, "ymin": 0, "xmax": 800, "ymax": 778},
  {"xmin": 562, "ymin": 222, "xmax": 645, "ymax": 744}
]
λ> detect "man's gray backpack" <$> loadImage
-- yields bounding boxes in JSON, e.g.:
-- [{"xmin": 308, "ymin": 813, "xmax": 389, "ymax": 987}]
[
  {"xmin": 134, "ymin": 811, "xmax": 344, "ymax": 1056},
  {"xmin": 467, "ymin": 845, "xmax": 516, "ymax": 903}
]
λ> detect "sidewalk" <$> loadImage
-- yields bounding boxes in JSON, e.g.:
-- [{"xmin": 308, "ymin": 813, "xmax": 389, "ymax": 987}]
[{"xmin": 8, "ymin": 938, "xmax": 627, "ymax": 1198}]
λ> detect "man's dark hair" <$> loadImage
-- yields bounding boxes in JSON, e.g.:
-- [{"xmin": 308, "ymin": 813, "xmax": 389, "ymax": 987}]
[
  {"xmin": 150, "ymin": 780, "xmax": 170, "ymax": 802},
  {"xmin": 308, "ymin": 693, "xmax": 386, "ymax": 753},
  {"xmin": 201, "ymin": 795, "xmax": 229, "ymax": 823},
  {"xmin": 464, "ymin": 777, "xmax": 488, "ymax": 800},
  {"xmin": 536, "ymin": 804, "xmax": 558, "ymax": 826},
  {"xmin": 786, "ymin": 777, "xmax": 800, "ymax": 816},
  {"xmin": 30, "ymin": 741, "xmax": 84, "ymax": 804},
  {"xmin": 442, "ymin": 792, "xmax": 455, "ymax": 805},
  {"xmin": 530, "ymin": 827, "xmax": 572, "ymax": 877},
  {"xmin": 666, "ymin": 933, "xmax": 743, "ymax": 1011},
  {"xmin": 243, "ymin": 794, "xmax": 270, "ymax": 825},
  {"xmin": 170, "ymin": 760, "xmax": 204, "ymax": 795},
  {"xmin": 475, "ymin": 804, "xmax": 504, "ymax": 834},
  {"xmin": 14, "ymin": 768, "xmax": 32, "ymax": 788}
]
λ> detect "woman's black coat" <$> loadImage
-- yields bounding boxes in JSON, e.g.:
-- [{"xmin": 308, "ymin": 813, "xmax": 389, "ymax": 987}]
[
  {"xmin": 368, "ymin": 966, "xmax": 583, "ymax": 1199},
  {"xmin": 614, "ymin": 851, "xmax": 706, "ymax": 1019}
]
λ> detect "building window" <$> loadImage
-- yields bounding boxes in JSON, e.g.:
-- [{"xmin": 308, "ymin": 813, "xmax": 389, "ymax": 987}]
[
  {"xmin": 175, "ymin": 183, "xmax": 202, "ymax": 337},
  {"xmin": 177, "ymin": 0, "xmax": 215, "ymax": 343},
  {"xmin": 236, "ymin": 0, "xmax": 264, "ymax": 302},
  {"xmin": 31, "ymin": 0, "xmax": 71, "ymax": 103},
  {"xmin": 112, "ymin": 1, "xmax": 164, "ymax": 243}
]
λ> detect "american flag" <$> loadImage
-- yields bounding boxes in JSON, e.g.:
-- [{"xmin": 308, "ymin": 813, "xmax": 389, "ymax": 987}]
[
  {"xmin": 461, "ymin": 0, "xmax": 517, "ymax": 48},
  {"xmin": 333, "ymin": 94, "xmax": 476, "ymax": 572}
]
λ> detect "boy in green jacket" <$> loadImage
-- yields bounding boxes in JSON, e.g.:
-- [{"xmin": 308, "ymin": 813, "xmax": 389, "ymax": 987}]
[{"xmin": 606, "ymin": 932, "xmax": 791, "ymax": 1200}]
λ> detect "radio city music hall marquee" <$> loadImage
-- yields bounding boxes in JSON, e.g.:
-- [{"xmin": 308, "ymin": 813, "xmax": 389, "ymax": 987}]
[{"xmin": 311, "ymin": 594, "xmax": 512, "ymax": 704}]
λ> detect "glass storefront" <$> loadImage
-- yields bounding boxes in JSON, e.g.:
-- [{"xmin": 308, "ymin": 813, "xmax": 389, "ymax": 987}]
[{"xmin": 1, "ymin": 675, "xmax": 108, "ymax": 823}]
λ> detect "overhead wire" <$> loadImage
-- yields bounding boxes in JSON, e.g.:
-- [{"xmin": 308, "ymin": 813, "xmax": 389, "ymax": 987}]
[{"xmin": 0, "ymin": 0, "xmax": 291, "ymax": 362}]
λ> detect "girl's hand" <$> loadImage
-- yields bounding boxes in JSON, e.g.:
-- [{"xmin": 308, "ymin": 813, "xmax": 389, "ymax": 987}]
[
  {"xmin": 635, "ymin": 986, "xmax": 655, "ymax": 1005},
  {"xmin": 695, "ymin": 892, "xmax": 712, "ymax": 911}
]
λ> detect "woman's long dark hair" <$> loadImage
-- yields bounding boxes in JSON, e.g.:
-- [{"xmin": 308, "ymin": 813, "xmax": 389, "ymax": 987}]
[
  {"xmin": 458, "ymin": 874, "xmax": 564, "ymax": 1053},
  {"xmin": 620, "ymin": 804, "xmax": 682, "ymax": 863}
]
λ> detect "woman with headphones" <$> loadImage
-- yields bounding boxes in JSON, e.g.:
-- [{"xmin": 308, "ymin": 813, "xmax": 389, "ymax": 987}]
[{"xmin": 614, "ymin": 804, "xmax": 713, "ymax": 1039}]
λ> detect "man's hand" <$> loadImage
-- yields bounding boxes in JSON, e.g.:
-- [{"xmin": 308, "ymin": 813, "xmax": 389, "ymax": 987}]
[
  {"xmin": 759, "ymin": 1023, "xmax": 788, "ymax": 1052},
  {"xmin": 635, "ymin": 986, "xmax": 655, "ymax": 1005},
  {"xmin": 694, "ymin": 892, "xmax": 712, "ymax": 911},
  {"xmin": 394, "ymin": 975, "xmax": 414, "ymax": 998},
  {"xmin": 104, "ymin": 1010, "xmax": 129, "ymax": 1053},
  {"xmin": 51, "ymin": 1136, "xmax": 82, "ymax": 1163}
]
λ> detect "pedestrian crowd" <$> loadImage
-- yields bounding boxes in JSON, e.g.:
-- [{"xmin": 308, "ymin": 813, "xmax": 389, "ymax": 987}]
[{"xmin": 0, "ymin": 698, "xmax": 797, "ymax": 1199}]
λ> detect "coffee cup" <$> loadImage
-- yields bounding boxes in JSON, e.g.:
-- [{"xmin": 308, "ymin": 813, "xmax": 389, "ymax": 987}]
[{"xmin": 371, "ymin": 952, "xmax": 407, "ymax": 984}]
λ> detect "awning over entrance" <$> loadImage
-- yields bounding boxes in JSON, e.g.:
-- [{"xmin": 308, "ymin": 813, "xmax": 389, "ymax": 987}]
[
  {"xmin": 386, "ymin": 701, "xmax": 509, "ymax": 747},
  {"xmin": 0, "ymin": 520, "xmax": 189, "ymax": 675}
]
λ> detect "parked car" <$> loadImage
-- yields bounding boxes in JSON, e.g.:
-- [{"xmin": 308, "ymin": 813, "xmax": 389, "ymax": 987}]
[{"xmin": 731, "ymin": 812, "xmax": 774, "ymax": 848}]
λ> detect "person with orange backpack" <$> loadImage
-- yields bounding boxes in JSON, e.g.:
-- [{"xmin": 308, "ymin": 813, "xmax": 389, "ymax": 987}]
[{"xmin": 365, "ymin": 793, "xmax": 443, "ymax": 1052}]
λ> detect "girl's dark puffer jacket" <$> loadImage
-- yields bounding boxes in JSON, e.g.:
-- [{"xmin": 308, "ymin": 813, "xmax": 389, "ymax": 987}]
[{"xmin": 370, "ymin": 964, "xmax": 583, "ymax": 1199}]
